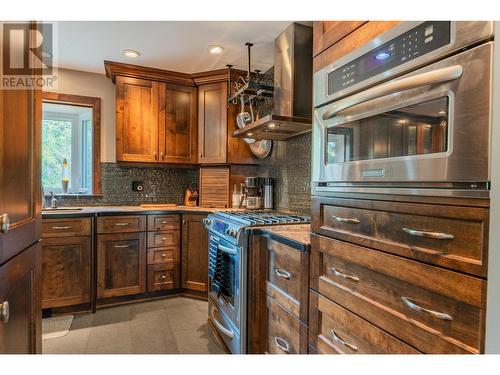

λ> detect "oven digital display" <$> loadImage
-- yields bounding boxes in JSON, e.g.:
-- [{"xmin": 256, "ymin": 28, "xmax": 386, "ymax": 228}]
[
  {"xmin": 214, "ymin": 221, "xmax": 228, "ymax": 233},
  {"xmin": 327, "ymin": 21, "xmax": 451, "ymax": 96}
]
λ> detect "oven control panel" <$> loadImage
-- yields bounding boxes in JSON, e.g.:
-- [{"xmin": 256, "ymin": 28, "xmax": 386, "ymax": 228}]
[{"xmin": 327, "ymin": 21, "xmax": 451, "ymax": 96}]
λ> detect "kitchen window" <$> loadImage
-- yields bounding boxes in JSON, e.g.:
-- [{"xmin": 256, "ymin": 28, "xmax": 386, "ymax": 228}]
[{"xmin": 42, "ymin": 93, "xmax": 101, "ymax": 195}]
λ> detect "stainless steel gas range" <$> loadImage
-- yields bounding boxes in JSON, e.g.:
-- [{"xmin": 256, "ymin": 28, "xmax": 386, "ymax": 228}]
[{"xmin": 203, "ymin": 210, "xmax": 310, "ymax": 354}]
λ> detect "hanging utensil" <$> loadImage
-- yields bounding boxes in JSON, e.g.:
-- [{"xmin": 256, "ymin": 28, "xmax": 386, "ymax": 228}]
[
  {"xmin": 244, "ymin": 97, "xmax": 256, "ymax": 144},
  {"xmin": 250, "ymin": 139, "xmax": 273, "ymax": 158},
  {"xmin": 236, "ymin": 94, "xmax": 252, "ymax": 129}
]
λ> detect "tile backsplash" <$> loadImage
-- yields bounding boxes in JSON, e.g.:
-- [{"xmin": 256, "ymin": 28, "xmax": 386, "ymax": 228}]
[
  {"xmin": 256, "ymin": 133, "xmax": 311, "ymax": 216},
  {"xmin": 50, "ymin": 162, "xmax": 198, "ymax": 207}
]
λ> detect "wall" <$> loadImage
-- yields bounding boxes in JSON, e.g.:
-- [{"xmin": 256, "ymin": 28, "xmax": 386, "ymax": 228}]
[
  {"xmin": 50, "ymin": 68, "xmax": 117, "ymax": 162},
  {"xmin": 256, "ymin": 133, "xmax": 311, "ymax": 215}
]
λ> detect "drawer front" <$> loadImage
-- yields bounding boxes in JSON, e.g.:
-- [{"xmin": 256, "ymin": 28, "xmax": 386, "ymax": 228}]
[
  {"xmin": 97, "ymin": 215, "xmax": 146, "ymax": 234},
  {"xmin": 309, "ymin": 290, "xmax": 419, "ymax": 354},
  {"xmin": 42, "ymin": 218, "xmax": 91, "ymax": 237},
  {"xmin": 147, "ymin": 263, "xmax": 179, "ymax": 291},
  {"xmin": 264, "ymin": 294, "xmax": 308, "ymax": 354},
  {"xmin": 312, "ymin": 197, "xmax": 489, "ymax": 277},
  {"xmin": 147, "ymin": 215, "xmax": 180, "ymax": 232},
  {"xmin": 147, "ymin": 230, "xmax": 181, "ymax": 248},
  {"xmin": 147, "ymin": 247, "xmax": 179, "ymax": 265},
  {"xmin": 311, "ymin": 234, "xmax": 486, "ymax": 354},
  {"xmin": 263, "ymin": 239, "xmax": 309, "ymax": 322}
]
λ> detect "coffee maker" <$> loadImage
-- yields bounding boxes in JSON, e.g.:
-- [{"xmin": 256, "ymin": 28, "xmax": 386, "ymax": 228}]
[{"xmin": 240, "ymin": 177, "xmax": 273, "ymax": 210}]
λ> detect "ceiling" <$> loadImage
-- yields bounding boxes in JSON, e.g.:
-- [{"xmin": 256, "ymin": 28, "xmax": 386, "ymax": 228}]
[{"xmin": 55, "ymin": 21, "xmax": 292, "ymax": 75}]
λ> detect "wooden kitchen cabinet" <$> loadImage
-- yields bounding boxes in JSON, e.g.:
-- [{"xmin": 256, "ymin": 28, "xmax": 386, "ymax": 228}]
[
  {"xmin": 198, "ymin": 82, "xmax": 227, "ymax": 164},
  {"xmin": 181, "ymin": 214, "xmax": 209, "ymax": 292},
  {"xmin": 97, "ymin": 232, "xmax": 146, "ymax": 299},
  {"xmin": 42, "ymin": 236, "xmax": 91, "ymax": 309},
  {"xmin": 116, "ymin": 76, "xmax": 159, "ymax": 162},
  {"xmin": 159, "ymin": 83, "xmax": 197, "ymax": 164},
  {"xmin": 313, "ymin": 21, "xmax": 366, "ymax": 57},
  {"xmin": 0, "ymin": 242, "xmax": 41, "ymax": 354}
]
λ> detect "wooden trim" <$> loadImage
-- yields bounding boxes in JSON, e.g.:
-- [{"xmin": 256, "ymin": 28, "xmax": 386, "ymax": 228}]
[
  {"xmin": 42, "ymin": 92, "xmax": 102, "ymax": 194},
  {"xmin": 191, "ymin": 68, "xmax": 247, "ymax": 85},
  {"xmin": 105, "ymin": 60, "xmax": 194, "ymax": 86}
]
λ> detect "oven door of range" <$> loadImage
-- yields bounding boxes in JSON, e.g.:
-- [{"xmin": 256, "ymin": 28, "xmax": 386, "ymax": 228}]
[
  {"xmin": 312, "ymin": 42, "xmax": 492, "ymax": 194},
  {"xmin": 207, "ymin": 232, "xmax": 241, "ymax": 331}
]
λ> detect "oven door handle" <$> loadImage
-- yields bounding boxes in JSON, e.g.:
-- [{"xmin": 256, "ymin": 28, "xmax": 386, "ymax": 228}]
[
  {"xmin": 217, "ymin": 244, "xmax": 238, "ymax": 256},
  {"xmin": 210, "ymin": 306, "xmax": 234, "ymax": 339},
  {"xmin": 322, "ymin": 65, "xmax": 463, "ymax": 121}
]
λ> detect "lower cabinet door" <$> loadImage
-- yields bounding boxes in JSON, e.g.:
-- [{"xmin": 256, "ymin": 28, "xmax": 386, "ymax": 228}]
[
  {"xmin": 42, "ymin": 236, "xmax": 91, "ymax": 308},
  {"xmin": 261, "ymin": 293, "xmax": 308, "ymax": 354},
  {"xmin": 0, "ymin": 242, "xmax": 41, "ymax": 354},
  {"xmin": 181, "ymin": 214, "xmax": 209, "ymax": 292},
  {"xmin": 309, "ymin": 290, "xmax": 419, "ymax": 354},
  {"xmin": 97, "ymin": 232, "xmax": 146, "ymax": 299}
]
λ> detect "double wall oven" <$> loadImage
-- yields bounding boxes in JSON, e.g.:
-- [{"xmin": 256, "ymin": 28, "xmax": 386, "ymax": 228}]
[{"xmin": 313, "ymin": 21, "xmax": 494, "ymax": 197}]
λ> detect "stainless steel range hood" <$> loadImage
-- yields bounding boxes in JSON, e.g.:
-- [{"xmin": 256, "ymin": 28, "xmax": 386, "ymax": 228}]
[{"xmin": 233, "ymin": 22, "xmax": 313, "ymax": 141}]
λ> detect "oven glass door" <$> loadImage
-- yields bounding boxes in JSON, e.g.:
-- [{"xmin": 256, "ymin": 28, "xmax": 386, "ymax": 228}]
[{"xmin": 326, "ymin": 96, "xmax": 449, "ymax": 164}]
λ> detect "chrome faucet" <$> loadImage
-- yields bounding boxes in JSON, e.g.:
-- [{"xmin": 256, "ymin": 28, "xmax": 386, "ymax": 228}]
[{"xmin": 50, "ymin": 191, "xmax": 58, "ymax": 208}]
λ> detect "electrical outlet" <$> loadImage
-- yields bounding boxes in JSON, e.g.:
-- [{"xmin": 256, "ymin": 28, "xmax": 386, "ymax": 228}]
[{"xmin": 132, "ymin": 180, "xmax": 144, "ymax": 192}]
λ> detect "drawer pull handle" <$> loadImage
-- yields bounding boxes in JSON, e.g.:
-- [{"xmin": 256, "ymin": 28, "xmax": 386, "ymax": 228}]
[
  {"xmin": 274, "ymin": 268, "xmax": 291, "ymax": 280},
  {"xmin": 0, "ymin": 301, "xmax": 10, "ymax": 323},
  {"xmin": 161, "ymin": 254, "xmax": 167, "ymax": 257},
  {"xmin": 402, "ymin": 227, "xmax": 454, "ymax": 240},
  {"xmin": 114, "ymin": 222, "xmax": 130, "ymax": 227},
  {"xmin": 161, "ymin": 274, "xmax": 167, "ymax": 279},
  {"xmin": 51, "ymin": 226, "xmax": 72, "ymax": 230},
  {"xmin": 162, "ymin": 237, "xmax": 168, "ymax": 241},
  {"xmin": 330, "ymin": 330, "xmax": 358, "ymax": 352},
  {"xmin": 401, "ymin": 296, "xmax": 453, "ymax": 321},
  {"xmin": 274, "ymin": 336, "xmax": 290, "ymax": 353},
  {"xmin": 333, "ymin": 216, "xmax": 360, "ymax": 224},
  {"xmin": 331, "ymin": 267, "xmax": 359, "ymax": 282},
  {"xmin": 210, "ymin": 306, "xmax": 234, "ymax": 339},
  {"xmin": 114, "ymin": 244, "xmax": 130, "ymax": 248},
  {"xmin": 161, "ymin": 221, "xmax": 168, "ymax": 224}
]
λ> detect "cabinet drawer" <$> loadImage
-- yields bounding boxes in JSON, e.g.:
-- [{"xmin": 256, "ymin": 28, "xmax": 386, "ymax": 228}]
[
  {"xmin": 263, "ymin": 239, "xmax": 309, "ymax": 322},
  {"xmin": 311, "ymin": 234, "xmax": 486, "ymax": 354},
  {"xmin": 147, "ymin": 263, "xmax": 179, "ymax": 291},
  {"xmin": 147, "ymin": 246, "xmax": 179, "ymax": 265},
  {"xmin": 312, "ymin": 197, "xmax": 489, "ymax": 277},
  {"xmin": 263, "ymin": 294, "xmax": 308, "ymax": 354},
  {"xmin": 97, "ymin": 215, "xmax": 146, "ymax": 234},
  {"xmin": 42, "ymin": 218, "xmax": 91, "ymax": 238},
  {"xmin": 309, "ymin": 290, "xmax": 418, "ymax": 354},
  {"xmin": 147, "ymin": 230, "xmax": 180, "ymax": 248},
  {"xmin": 147, "ymin": 215, "xmax": 180, "ymax": 231}
]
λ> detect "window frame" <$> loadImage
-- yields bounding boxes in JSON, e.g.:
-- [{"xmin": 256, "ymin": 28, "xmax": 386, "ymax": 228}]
[{"xmin": 42, "ymin": 92, "xmax": 102, "ymax": 195}]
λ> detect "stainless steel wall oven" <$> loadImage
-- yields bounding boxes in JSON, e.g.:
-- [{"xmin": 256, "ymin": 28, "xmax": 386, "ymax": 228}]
[{"xmin": 313, "ymin": 21, "xmax": 494, "ymax": 197}]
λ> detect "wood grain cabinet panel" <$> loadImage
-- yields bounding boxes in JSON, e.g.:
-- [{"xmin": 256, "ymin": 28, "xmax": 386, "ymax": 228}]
[
  {"xmin": 41, "ymin": 236, "xmax": 91, "ymax": 309},
  {"xmin": 97, "ymin": 232, "xmax": 146, "ymax": 298},
  {"xmin": 97, "ymin": 215, "xmax": 146, "ymax": 234},
  {"xmin": 310, "ymin": 233, "xmax": 486, "ymax": 354},
  {"xmin": 312, "ymin": 196, "xmax": 489, "ymax": 277},
  {"xmin": 260, "ymin": 293, "xmax": 308, "ymax": 354},
  {"xmin": 309, "ymin": 290, "xmax": 419, "ymax": 354},
  {"xmin": 42, "ymin": 218, "xmax": 91, "ymax": 238},
  {"xmin": 116, "ymin": 76, "xmax": 159, "ymax": 162},
  {"xmin": 313, "ymin": 21, "xmax": 367, "ymax": 57},
  {"xmin": 198, "ymin": 82, "xmax": 227, "ymax": 164},
  {"xmin": 181, "ymin": 214, "xmax": 209, "ymax": 292},
  {"xmin": 147, "ymin": 230, "xmax": 180, "ymax": 248},
  {"xmin": 147, "ymin": 215, "xmax": 180, "ymax": 231},
  {"xmin": 199, "ymin": 167, "xmax": 230, "ymax": 208},
  {"xmin": 147, "ymin": 263, "xmax": 179, "ymax": 291},
  {"xmin": 0, "ymin": 242, "xmax": 41, "ymax": 354},
  {"xmin": 147, "ymin": 247, "xmax": 179, "ymax": 265},
  {"xmin": 159, "ymin": 83, "xmax": 197, "ymax": 164},
  {"xmin": 262, "ymin": 240, "xmax": 309, "ymax": 322}
]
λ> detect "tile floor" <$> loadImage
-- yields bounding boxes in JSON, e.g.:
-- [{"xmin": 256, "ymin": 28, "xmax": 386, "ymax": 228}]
[{"xmin": 42, "ymin": 297, "xmax": 225, "ymax": 354}]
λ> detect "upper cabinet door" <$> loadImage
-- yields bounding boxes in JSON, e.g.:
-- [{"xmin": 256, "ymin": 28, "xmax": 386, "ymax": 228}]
[
  {"xmin": 198, "ymin": 82, "xmax": 227, "ymax": 164},
  {"xmin": 159, "ymin": 83, "xmax": 197, "ymax": 164},
  {"xmin": 313, "ymin": 21, "xmax": 367, "ymax": 57},
  {"xmin": 116, "ymin": 76, "xmax": 159, "ymax": 163},
  {"xmin": 0, "ymin": 75, "xmax": 41, "ymax": 265}
]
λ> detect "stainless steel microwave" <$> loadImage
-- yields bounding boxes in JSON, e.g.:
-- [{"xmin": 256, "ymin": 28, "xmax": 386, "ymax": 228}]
[{"xmin": 312, "ymin": 21, "xmax": 494, "ymax": 197}]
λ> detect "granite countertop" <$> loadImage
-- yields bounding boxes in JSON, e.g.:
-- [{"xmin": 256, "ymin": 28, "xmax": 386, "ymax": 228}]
[
  {"xmin": 249, "ymin": 224, "xmax": 311, "ymax": 252},
  {"xmin": 42, "ymin": 205, "xmax": 219, "ymax": 218}
]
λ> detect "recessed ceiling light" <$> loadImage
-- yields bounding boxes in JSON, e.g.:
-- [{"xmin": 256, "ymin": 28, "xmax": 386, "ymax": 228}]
[
  {"xmin": 123, "ymin": 49, "xmax": 141, "ymax": 58},
  {"xmin": 247, "ymin": 132, "xmax": 253, "ymax": 136},
  {"xmin": 438, "ymin": 110, "xmax": 446, "ymax": 115},
  {"xmin": 208, "ymin": 45, "xmax": 224, "ymax": 54},
  {"xmin": 268, "ymin": 123, "xmax": 276, "ymax": 128}
]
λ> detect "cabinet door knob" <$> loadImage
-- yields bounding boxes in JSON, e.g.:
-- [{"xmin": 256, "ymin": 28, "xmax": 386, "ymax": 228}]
[
  {"xmin": 160, "ymin": 151, "xmax": 164, "ymax": 160},
  {"xmin": 0, "ymin": 213, "xmax": 10, "ymax": 234},
  {"xmin": 0, "ymin": 301, "xmax": 10, "ymax": 323}
]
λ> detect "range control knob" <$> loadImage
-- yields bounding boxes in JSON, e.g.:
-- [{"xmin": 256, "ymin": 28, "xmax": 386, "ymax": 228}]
[
  {"xmin": 229, "ymin": 229, "xmax": 238, "ymax": 238},
  {"xmin": 202, "ymin": 218, "xmax": 212, "ymax": 226}
]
